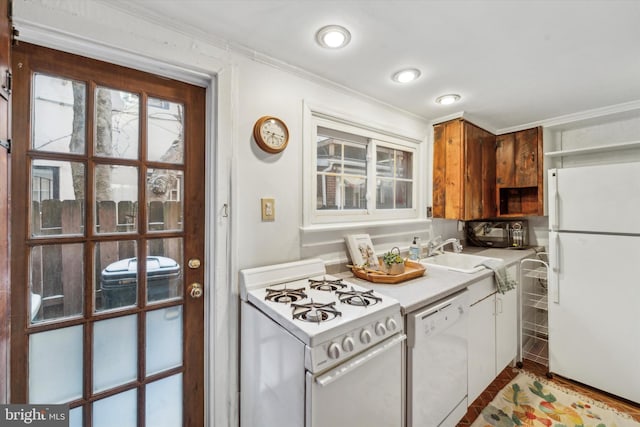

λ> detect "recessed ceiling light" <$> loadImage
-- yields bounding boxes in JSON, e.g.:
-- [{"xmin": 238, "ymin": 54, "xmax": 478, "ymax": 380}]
[
  {"xmin": 392, "ymin": 68, "xmax": 421, "ymax": 83},
  {"xmin": 315, "ymin": 25, "xmax": 351, "ymax": 49},
  {"xmin": 435, "ymin": 94, "xmax": 461, "ymax": 105}
]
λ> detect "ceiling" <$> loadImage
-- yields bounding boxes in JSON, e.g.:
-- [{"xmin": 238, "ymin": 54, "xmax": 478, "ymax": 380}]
[{"xmin": 109, "ymin": 0, "xmax": 640, "ymax": 131}]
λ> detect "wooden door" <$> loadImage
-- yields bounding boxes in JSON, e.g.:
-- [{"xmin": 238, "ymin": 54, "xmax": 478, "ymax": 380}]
[
  {"xmin": 0, "ymin": 0, "xmax": 10, "ymax": 404},
  {"xmin": 10, "ymin": 43, "xmax": 206, "ymax": 426}
]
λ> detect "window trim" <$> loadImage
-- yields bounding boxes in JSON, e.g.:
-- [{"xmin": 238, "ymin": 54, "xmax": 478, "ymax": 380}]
[{"xmin": 302, "ymin": 100, "xmax": 427, "ymax": 228}]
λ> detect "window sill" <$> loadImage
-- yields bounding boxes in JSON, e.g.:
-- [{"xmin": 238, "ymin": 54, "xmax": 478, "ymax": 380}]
[{"xmin": 300, "ymin": 218, "xmax": 430, "ymax": 235}]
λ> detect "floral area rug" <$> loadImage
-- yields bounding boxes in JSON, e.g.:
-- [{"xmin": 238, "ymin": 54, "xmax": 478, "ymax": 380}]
[{"xmin": 471, "ymin": 372, "xmax": 640, "ymax": 427}]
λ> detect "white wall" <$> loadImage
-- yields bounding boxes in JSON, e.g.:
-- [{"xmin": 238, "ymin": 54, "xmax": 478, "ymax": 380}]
[{"xmin": 233, "ymin": 55, "xmax": 430, "ymax": 269}]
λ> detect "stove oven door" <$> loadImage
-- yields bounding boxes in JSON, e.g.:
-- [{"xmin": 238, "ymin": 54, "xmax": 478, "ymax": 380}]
[{"xmin": 305, "ymin": 333, "xmax": 405, "ymax": 427}]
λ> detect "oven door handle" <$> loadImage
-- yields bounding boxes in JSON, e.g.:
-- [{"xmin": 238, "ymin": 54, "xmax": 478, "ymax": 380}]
[{"xmin": 315, "ymin": 333, "xmax": 406, "ymax": 387}]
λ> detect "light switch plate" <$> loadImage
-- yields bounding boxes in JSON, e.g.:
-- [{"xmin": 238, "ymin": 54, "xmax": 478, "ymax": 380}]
[{"xmin": 261, "ymin": 198, "xmax": 275, "ymax": 221}]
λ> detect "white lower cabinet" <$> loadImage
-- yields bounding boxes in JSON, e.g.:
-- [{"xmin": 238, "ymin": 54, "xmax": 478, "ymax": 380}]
[
  {"xmin": 495, "ymin": 278, "xmax": 518, "ymax": 372},
  {"xmin": 467, "ymin": 265, "xmax": 518, "ymax": 404}
]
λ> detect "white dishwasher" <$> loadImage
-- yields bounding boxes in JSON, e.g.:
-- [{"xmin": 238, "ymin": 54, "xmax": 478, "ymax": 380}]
[{"xmin": 407, "ymin": 290, "xmax": 469, "ymax": 427}]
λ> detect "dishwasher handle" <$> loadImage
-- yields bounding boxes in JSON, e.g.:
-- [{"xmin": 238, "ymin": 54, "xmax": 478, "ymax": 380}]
[{"xmin": 315, "ymin": 334, "xmax": 406, "ymax": 387}]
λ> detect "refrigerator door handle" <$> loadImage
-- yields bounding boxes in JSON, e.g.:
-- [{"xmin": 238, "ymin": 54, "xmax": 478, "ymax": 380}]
[
  {"xmin": 551, "ymin": 170, "xmax": 559, "ymax": 231},
  {"xmin": 550, "ymin": 233, "xmax": 560, "ymax": 303}
]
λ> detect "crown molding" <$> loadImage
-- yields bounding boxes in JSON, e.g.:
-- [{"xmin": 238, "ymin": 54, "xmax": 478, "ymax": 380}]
[{"xmin": 496, "ymin": 100, "xmax": 640, "ymax": 134}]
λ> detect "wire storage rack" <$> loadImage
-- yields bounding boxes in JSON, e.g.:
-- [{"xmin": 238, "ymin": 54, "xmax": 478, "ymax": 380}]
[{"xmin": 518, "ymin": 252, "xmax": 550, "ymax": 372}]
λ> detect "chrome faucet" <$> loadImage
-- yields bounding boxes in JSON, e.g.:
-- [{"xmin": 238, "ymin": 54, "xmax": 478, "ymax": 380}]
[{"xmin": 426, "ymin": 237, "xmax": 463, "ymax": 257}]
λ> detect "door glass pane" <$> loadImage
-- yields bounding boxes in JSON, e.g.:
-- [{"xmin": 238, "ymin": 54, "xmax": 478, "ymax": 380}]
[
  {"xmin": 94, "ymin": 241, "xmax": 138, "ymax": 312},
  {"xmin": 146, "ymin": 374, "xmax": 183, "ymax": 427},
  {"xmin": 92, "ymin": 389, "xmax": 137, "ymax": 427},
  {"xmin": 69, "ymin": 407, "xmax": 82, "ymax": 427},
  {"xmin": 146, "ymin": 306, "xmax": 183, "ymax": 376},
  {"xmin": 29, "ymin": 325, "xmax": 83, "ymax": 403},
  {"xmin": 95, "ymin": 87, "xmax": 139, "ymax": 160},
  {"xmin": 148, "ymin": 98, "xmax": 184, "ymax": 164},
  {"xmin": 93, "ymin": 315, "xmax": 137, "ymax": 392},
  {"xmin": 29, "ymin": 243, "xmax": 84, "ymax": 324},
  {"xmin": 31, "ymin": 160, "xmax": 85, "ymax": 238},
  {"xmin": 32, "ymin": 73, "xmax": 86, "ymax": 154},
  {"xmin": 147, "ymin": 238, "xmax": 183, "ymax": 304},
  {"xmin": 147, "ymin": 169, "xmax": 184, "ymax": 232},
  {"xmin": 95, "ymin": 165, "xmax": 138, "ymax": 234}
]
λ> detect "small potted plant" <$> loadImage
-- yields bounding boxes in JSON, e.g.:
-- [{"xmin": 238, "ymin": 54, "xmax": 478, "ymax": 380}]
[{"xmin": 381, "ymin": 247, "xmax": 405, "ymax": 275}]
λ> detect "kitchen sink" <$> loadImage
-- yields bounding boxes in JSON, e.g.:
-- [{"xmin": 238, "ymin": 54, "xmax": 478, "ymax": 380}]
[{"xmin": 420, "ymin": 252, "xmax": 503, "ymax": 274}]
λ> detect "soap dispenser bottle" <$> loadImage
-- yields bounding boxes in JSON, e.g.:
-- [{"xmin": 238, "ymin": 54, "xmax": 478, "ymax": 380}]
[{"xmin": 409, "ymin": 237, "xmax": 420, "ymax": 260}]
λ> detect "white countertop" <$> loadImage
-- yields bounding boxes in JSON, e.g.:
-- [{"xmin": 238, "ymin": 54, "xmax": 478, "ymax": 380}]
[{"xmin": 337, "ymin": 247, "xmax": 537, "ymax": 315}]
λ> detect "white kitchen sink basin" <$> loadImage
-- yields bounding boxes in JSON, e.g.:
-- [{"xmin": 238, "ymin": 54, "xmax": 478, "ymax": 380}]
[{"xmin": 420, "ymin": 252, "xmax": 503, "ymax": 274}]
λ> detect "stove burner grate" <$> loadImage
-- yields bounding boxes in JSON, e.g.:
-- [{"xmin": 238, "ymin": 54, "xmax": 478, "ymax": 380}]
[
  {"xmin": 308, "ymin": 277, "xmax": 347, "ymax": 292},
  {"xmin": 291, "ymin": 299, "xmax": 342, "ymax": 323},
  {"xmin": 264, "ymin": 286, "xmax": 307, "ymax": 304},
  {"xmin": 336, "ymin": 287, "xmax": 382, "ymax": 307}
]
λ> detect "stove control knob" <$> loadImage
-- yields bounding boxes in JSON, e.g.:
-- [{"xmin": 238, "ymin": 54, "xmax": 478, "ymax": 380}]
[
  {"xmin": 386, "ymin": 318, "xmax": 398, "ymax": 332},
  {"xmin": 342, "ymin": 336, "xmax": 355, "ymax": 352},
  {"xmin": 360, "ymin": 329, "xmax": 372, "ymax": 344},
  {"xmin": 327, "ymin": 342, "xmax": 341, "ymax": 359},
  {"xmin": 375, "ymin": 322, "xmax": 387, "ymax": 337}
]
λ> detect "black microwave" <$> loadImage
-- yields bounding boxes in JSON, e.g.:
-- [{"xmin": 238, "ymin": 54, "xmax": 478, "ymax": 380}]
[{"xmin": 465, "ymin": 220, "xmax": 528, "ymax": 248}]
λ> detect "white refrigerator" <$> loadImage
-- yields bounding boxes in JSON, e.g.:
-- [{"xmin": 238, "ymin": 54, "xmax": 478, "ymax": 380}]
[{"xmin": 548, "ymin": 162, "xmax": 640, "ymax": 404}]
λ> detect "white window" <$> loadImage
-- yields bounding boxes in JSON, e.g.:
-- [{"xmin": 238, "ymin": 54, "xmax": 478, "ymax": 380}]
[{"xmin": 303, "ymin": 104, "xmax": 426, "ymax": 228}]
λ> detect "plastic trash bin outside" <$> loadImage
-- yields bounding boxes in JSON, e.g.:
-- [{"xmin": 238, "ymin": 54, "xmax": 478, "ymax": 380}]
[{"xmin": 100, "ymin": 256, "xmax": 181, "ymax": 309}]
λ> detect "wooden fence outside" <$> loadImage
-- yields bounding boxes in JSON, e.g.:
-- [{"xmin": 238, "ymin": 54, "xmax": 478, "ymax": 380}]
[{"xmin": 30, "ymin": 199, "xmax": 182, "ymax": 321}]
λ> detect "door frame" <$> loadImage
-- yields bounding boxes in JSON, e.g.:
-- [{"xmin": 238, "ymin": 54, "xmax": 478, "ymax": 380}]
[{"xmin": 11, "ymin": 19, "xmax": 236, "ymax": 427}]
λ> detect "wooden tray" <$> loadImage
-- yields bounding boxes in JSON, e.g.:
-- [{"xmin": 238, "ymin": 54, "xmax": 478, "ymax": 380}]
[{"xmin": 351, "ymin": 260, "xmax": 426, "ymax": 284}]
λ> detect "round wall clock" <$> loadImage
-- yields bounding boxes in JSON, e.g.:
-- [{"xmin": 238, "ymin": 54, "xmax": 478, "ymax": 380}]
[{"xmin": 253, "ymin": 116, "xmax": 290, "ymax": 153}]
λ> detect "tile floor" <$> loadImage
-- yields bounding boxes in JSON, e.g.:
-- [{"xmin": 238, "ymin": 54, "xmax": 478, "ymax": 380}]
[{"xmin": 457, "ymin": 360, "xmax": 640, "ymax": 426}]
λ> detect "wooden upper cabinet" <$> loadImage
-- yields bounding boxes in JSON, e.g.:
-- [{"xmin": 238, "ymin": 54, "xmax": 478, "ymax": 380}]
[
  {"xmin": 495, "ymin": 126, "xmax": 543, "ymax": 216},
  {"xmin": 432, "ymin": 119, "xmax": 496, "ymax": 220}
]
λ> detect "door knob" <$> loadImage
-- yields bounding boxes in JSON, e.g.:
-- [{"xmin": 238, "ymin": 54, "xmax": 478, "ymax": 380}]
[{"xmin": 189, "ymin": 283, "xmax": 203, "ymax": 299}]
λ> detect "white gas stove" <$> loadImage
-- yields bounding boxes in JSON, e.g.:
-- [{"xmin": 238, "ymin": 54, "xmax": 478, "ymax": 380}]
[{"xmin": 240, "ymin": 258, "xmax": 405, "ymax": 427}]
